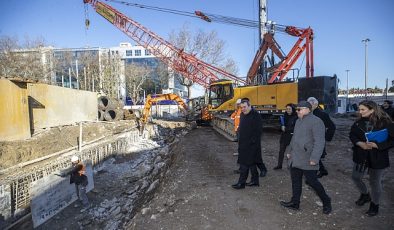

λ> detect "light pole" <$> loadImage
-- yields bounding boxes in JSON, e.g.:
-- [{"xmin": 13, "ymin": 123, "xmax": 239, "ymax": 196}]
[
  {"xmin": 345, "ymin": 69, "xmax": 350, "ymax": 112},
  {"xmin": 362, "ymin": 38, "xmax": 370, "ymax": 99}
]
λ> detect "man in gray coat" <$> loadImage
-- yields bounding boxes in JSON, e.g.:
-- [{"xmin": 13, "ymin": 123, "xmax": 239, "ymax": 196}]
[{"xmin": 280, "ymin": 101, "xmax": 332, "ymax": 214}]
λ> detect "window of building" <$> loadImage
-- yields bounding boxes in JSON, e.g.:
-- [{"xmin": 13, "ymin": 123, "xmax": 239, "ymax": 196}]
[
  {"xmin": 126, "ymin": 50, "xmax": 132, "ymax": 56},
  {"xmin": 135, "ymin": 49, "xmax": 141, "ymax": 56},
  {"xmin": 145, "ymin": 49, "xmax": 151, "ymax": 56}
]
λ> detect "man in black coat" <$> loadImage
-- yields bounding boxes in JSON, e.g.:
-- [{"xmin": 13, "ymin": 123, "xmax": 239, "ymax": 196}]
[
  {"xmin": 381, "ymin": 100, "xmax": 394, "ymax": 120},
  {"xmin": 307, "ymin": 97, "xmax": 336, "ymax": 178},
  {"xmin": 232, "ymin": 98, "xmax": 264, "ymax": 189}
]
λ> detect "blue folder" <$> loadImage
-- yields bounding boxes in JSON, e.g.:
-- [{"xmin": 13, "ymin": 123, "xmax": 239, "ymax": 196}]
[
  {"xmin": 365, "ymin": 129, "xmax": 388, "ymax": 143},
  {"xmin": 280, "ymin": 116, "xmax": 285, "ymax": 126}
]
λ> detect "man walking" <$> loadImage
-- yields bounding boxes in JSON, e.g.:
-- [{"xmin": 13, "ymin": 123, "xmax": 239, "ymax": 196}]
[
  {"xmin": 280, "ymin": 101, "xmax": 332, "ymax": 214},
  {"xmin": 232, "ymin": 98, "xmax": 264, "ymax": 189},
  {"xmin": 307, "ymin": 97, "xmax": 336, "ymax": 178}
]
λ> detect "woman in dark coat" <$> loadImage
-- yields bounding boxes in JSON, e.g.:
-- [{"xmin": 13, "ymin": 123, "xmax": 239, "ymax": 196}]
[
  {"xmin": 274, "ymin": 103, "xmax": 297, "ymax": 170},
  {"xmin": 349, "ymin": 100, "xmax": 393, "ymax": 216}
]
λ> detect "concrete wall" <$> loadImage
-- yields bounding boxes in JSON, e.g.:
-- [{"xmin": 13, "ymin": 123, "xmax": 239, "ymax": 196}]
[
  {"xmin": 0, "ymin": 79, "xmax": 31, "ymax": 141},
  {"xmin": 28, "ymin": 84, "xmax": 98, "ymax": 129}
]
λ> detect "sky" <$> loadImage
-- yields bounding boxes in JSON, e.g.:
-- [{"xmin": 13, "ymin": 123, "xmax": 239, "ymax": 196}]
[{"xmin": 1, "ymin": 0, "xmax": 393, "ymax": 96}]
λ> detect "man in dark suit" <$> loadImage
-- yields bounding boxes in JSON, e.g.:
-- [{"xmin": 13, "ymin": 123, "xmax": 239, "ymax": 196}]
[
  {"xmin": 307, "ymin": 97, "xmax": 336, "ymax": 178},
  {"xmin": 232, "ymin": 98, "xmax": 265, "ymax": 189}
]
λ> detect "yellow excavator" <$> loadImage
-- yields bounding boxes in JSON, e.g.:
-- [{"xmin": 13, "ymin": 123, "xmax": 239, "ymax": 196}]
[{"xmin": 139, "ymin": 93, "xmax": 189, "ymax": 133}]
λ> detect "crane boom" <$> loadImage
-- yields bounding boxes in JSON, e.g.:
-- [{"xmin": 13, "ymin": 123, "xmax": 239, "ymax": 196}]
[
  {"xmin": 83, "ymin": 0, "xmax": 246, "ymax": 89},
  {"xmin": 247, "ymin": 25, "xmax": 314, "ymax": 84}
]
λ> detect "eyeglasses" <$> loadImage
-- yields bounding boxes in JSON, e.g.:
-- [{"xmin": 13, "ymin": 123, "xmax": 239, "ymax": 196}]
[{"xmin": 296, "ymin": 107, "xmax": 307, "ymax": 111}]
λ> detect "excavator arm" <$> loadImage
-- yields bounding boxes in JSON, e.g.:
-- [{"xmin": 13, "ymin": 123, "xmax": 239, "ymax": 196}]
[{"xmin": 140, "ymin": 93, "xmax": 189, "ymax": 132}]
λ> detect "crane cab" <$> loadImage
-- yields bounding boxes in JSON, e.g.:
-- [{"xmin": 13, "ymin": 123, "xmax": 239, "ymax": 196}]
[{"xmin": 208, "ymin": 80, "xmax": 236, "ymax": 111}]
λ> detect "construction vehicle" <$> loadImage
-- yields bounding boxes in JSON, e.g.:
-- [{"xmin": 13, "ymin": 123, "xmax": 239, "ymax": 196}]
[
  {"xmin": 139, "ymin": 93, "xmax": 189, "ymax": 132},
  {"xmin": 208, "ymin": 22, "xmax": 317, "ymax": 140},
  {"xmin": 83, "ymin": 0, "xmax": 337, "ymax": 141}
]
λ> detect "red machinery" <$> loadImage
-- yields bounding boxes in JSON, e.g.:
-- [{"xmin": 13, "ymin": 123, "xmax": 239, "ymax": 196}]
[
  {"xmin": 247, "ymin": 23, "xmax": 314, "ymax": 84},
  {"xmin": 83, "ymin": 0, "xmax": 246, "ymax": 89}
]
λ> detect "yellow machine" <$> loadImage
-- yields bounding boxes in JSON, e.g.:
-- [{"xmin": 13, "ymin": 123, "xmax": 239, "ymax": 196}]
[
  {"xmin": 139, "ymin": 93, "xmax": 189, "ymax": 133},
  {"xmin": 207, "ymin": 80, "xmax": 298, "ymax": 141}
]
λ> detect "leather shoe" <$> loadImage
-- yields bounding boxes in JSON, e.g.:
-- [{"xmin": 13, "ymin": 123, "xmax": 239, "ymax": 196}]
[
  {"xmin": 273, "ymin": 166, "xmax": 282, "ymax": 170},
  {"xmin": 246, "ymin": 182, "xmax": 259, "ymax": 187},
  {"xmin": 280, "ymin": 201, "xmax": 299, "ymax": 210},
  {"xmin": 231, "ymin": 183, "xmax": 245, "ymax": 189},
  {"xmin": 323, "ymin": 203, "xmax": 332, "ymax": 214},
  {"xmin": 260, "ymin": 170, "xmax": 267, "ymax": 177},
  {"xmin": 317, "ymin": 170, "xmax": 328, "ymax": 178}
]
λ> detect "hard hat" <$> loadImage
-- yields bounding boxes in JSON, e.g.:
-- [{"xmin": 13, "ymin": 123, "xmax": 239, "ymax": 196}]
[
  {"xmin": 236, "ymin": 99, "xmax": 242, "ymax": 104},
  {"xmin": 71, "ymin": 155, "xmax": 79, "ymax": 163}
]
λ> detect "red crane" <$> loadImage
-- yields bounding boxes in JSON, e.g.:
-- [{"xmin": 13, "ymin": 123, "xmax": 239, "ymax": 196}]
[
  {"xmin": 191, "ymin": 10, "xmax": 314, "ymax": 85},
  {"xmin": 247, "ymin": 24, "xmax": 314, "ymax": 84},
  {"xmin": 83, "ymin": 0, "xmax": 246, "ymax": 89}
]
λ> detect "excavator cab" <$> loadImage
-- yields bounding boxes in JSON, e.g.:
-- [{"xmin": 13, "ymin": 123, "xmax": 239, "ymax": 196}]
[{"xmin": 208, "ymin": 80, "xmax": 234, "ymax": 109}]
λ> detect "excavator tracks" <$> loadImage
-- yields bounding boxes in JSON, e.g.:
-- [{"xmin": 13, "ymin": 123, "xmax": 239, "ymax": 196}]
[{"xmin": 212, "ymin": 115, "xmax": 237, "ymax": 142}]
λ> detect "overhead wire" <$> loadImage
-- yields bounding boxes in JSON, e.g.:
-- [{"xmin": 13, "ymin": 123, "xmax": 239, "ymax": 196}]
[
  {"xmin": 104, "ymin": 0, "xmax": 308, "ymax": 77},
  {"xmin": 105, "ymin": 0, "xmax": 296, "ymax": 34}
]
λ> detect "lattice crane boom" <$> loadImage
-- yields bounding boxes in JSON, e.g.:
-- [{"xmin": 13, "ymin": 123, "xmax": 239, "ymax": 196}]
[{"xmin": 83, "ymin": 0, "xmax": 246, "ymax": 89}]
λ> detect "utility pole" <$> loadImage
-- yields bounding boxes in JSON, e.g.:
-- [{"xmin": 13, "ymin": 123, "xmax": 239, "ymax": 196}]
[
  {"xmin": 259, "ymin": 0, "xmax": 268, "ymax": 84},
  {"xmin": 68, "ymin": 68, "xmax": 72, "ymax": 89},
  {"xmin": 345, "ymin": 70, "xmax": 350, "ymax": 112},
  {"xmin": 385, "ymin": 78, "xmax": 389, "ymax": 99},
  {"xmin": 362, "ymin": 38, "xmax": 370, "ymax": 99},
  {"xmin": 76, "ymin": 59, "xmax": 79, "ymax": 90}
]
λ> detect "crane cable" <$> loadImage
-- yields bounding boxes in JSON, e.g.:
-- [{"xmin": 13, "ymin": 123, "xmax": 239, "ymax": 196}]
[{"xmin": 105, "ymin": 0, "xmax": 297, "ymax": 33}]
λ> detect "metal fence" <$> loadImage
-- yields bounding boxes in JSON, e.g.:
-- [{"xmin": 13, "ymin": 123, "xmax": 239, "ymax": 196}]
[{"xmin": 1, "ymin": 130, "xmax": 148, "ymax": 226}]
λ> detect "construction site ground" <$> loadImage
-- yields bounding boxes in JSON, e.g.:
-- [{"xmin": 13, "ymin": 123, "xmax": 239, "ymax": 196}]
[{"xmin": 3, "ymin": 116, "xmax": 394, "ymax": 229}]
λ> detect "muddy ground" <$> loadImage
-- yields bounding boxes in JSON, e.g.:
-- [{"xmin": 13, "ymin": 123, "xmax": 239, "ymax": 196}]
[{"xmin": 4, "ymin": 116, "xmax": 394, "ymax": 229}]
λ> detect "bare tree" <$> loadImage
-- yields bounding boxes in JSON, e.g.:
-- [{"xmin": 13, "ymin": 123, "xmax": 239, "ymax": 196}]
[
  {"xmin": 168, "ymin": 24, "xmax": 239, "ymax": 98},
  {"xmin": 0, "ymin": 35, "xmax": 52, "ymax": 82},
  {"xmin": 100, "ymin": 53, "xmax": 122, "ymax": 98},
  {"xmin": 156, "ymin": 61, "xmax": 170, "ymax": 90},
  {"xmin": 125, "ymin": 63, "xmax": 152, "ymax": 103}
]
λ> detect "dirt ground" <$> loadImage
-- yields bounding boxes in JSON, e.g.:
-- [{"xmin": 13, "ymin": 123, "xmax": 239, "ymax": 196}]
[
  {"xmin": 4, "ymin": 116, "xmax": 394, "ymax": 229},
  {"xmin": 130, "ymin": 117, "xmax": 394, "ymax": 230}
]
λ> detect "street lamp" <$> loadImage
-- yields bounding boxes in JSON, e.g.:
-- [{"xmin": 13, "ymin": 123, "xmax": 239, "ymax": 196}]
[
  {"xmin": 345, "ymin": 69, "xmax": 350, "ymax": 112},
  {"xmin": 362, "ymin": 38, "xmax": 371, "ymax": 99}
]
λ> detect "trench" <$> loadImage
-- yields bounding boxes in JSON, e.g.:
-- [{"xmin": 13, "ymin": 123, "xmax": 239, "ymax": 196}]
[{"xmin": 0, "ymin": 124, "xmax": 184, "ymax": 229}]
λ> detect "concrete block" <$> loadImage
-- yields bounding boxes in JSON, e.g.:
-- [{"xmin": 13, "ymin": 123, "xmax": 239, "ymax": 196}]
[{"xmin": 28, "ymin": 84, "xmax": 98, "ymax": 130}]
